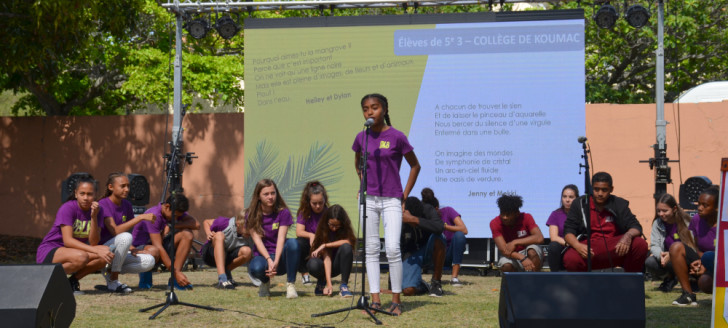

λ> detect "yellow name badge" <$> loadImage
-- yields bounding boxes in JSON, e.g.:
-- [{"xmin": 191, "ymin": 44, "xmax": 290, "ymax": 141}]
[
  {"xmin": 674, "ymin": 233, "xmax": 680, "ymax": 240},
  {"xmin": 122, "ymin": 215, "xmax": 128, "ymax": 222},
  {"xmin": 379, "ymin": 141, "xmax": 390, "ymax": 149},
  {"xmin": 272, "ymin": 222, "xmax": 279, "ymax": 230}
]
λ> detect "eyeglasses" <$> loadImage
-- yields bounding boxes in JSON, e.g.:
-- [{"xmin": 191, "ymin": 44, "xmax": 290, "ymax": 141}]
[{"xmin": 328, "ymin": 222, "xmax": 341, "ymax": 229}]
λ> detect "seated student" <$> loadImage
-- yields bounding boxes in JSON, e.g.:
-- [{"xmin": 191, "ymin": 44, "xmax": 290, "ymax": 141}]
[
  {"xmin": 563, "ymin": 172, "xmax": 648, "ymax": 272},
  {"xmin": 420, "ymin": 188, "xmax": 468, "ymax": 286},
  {"xmin": 645, "ymin": 193, "xmax": 693, "ymax": 292},
  {"xmin": 36, "ymin": 174, "xmax": 113, "ymax": 295},
  {"xmin": 131, "ymin": 193, "xmax": 199, "ymax": 289},
  {"xmin": 98, "ymin": 172, "xmax": 157, "ymax": 293},
  {"xmin": 201, "ymin": 215, "xmax": 253, "ymax": 289},
  {"xmin": 296, "ymin": 181, "xmax": 329, "ymax": 286},
  {"xmin": 246, "ymin": 179, "xmax": 301, "ymax": 298},
  {"xmin": 307, "ymin": 205, "xmax": 356, "ymax": 297},
  {"xmin": 545, "ymin": 184, "xmax": 579, "ymax": 272},
  {"xmin": 491, "ymin": 194, "xmax": 545, "ymax": 272},
  {"xmin": 668, "ymin": 186, "xmax": 718, "ymax": 306},
  {"xmin": 400, "ymin": 196, "xmax": 446, "ymax": 297}
]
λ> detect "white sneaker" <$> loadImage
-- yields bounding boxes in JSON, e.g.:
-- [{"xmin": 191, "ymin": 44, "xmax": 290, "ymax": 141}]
[
  {"xmin": 301, "ymin": 273, "xmax": 312, "ymax": 285},
  {"xmin": 286, "ymin": 282, "xmax": 298, "ymax": 299},
  {"xmin": 258, "ymin": 281, "xmax": 271, "ymax": 297},
  {"xmin": 451, "ymin": 277, "xmax": 462, "ymax": 287}
]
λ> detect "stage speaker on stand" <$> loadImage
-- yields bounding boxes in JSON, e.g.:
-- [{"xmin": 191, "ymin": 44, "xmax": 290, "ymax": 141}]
[
  {"xmin": 499, "ymin": 272, "xmax": 645, "ymax": 328},
  {"xmin": 0, "ymin": 264, "xmax": 76, "ymax": 327},
  {"xmin": 60, "ymin": 172, "xmax": 91, "ymax": 203},
  {"xmin": 127, "ymin": 173, "xmax": 150, "ymax": 216}
]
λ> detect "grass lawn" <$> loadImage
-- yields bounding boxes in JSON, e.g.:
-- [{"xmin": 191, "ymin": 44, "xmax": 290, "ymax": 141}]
[{"xmin": 68, "ymin": 267, "xmax": 713, "ymax": 327}]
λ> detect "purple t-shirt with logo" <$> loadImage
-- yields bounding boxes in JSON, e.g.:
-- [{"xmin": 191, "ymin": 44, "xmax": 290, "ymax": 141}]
[
  {"xmin": 36, "ymin": 200, "xmax": 105, "ymax": 263},
  {"xmin": 689, "ymin": 214, "xmax": 716, "ymax": 252},
  {"xmin": 131, "ymin": 203, "xmax": 171, "ymax": 247},
  {"xmin": 545, "ymin": 209, "xmax": 568, "ymax": 238},
  {"xmin": 663, "ymin": 222, "xmax": 680, "ymax": 250},
  {"xmin": 439, "ymin": 206, "xmax": 460, "ymax": 243},
  {"xmin": 296, "ymin": 210, "xmax": 325, "ymax": 234},
  {"xmin": 253, "ymin": 208, "xmax": 293, "ymax": 256},
  {"xmin": 98, "ymin": 197, "xmax": 135, "ymax": 244},
  {"xmin": 352, "ymin": 127, "xmax": 414, "ymax": 198}
]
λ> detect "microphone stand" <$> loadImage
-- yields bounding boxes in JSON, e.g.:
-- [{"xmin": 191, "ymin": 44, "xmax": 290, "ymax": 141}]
[
  {"xmin": 311, "ymin": 122, "xmax": 394, "ymax": 324},
  {"xmin": 578, "ymin": 139, "xmax": 593, "ymax": 272},
  {"xmin": 138, "ymin": 101, "xmax": 219, "ymax": 320}
]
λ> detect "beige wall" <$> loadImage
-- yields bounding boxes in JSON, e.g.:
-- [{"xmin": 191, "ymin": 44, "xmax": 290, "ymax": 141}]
[
  {"xmin": 0, "ymin": 102, "xmax": 725, "ymax": 242},
  {"xmin": 0, "ymin": 113, "xmax": 245, "ymax": 239},
  {"xmin": 586, "ymin": 102, "xmax": 727, "ymax": 234}
]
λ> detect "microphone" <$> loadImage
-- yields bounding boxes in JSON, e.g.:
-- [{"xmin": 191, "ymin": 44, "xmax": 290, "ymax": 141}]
[
  {"xmin": 577, "ymin": 136, "xmax": 588, "ymax": 144},
  {"xmin": 364, "ymin": 118, "xmax": 375, "ymax": 127}
]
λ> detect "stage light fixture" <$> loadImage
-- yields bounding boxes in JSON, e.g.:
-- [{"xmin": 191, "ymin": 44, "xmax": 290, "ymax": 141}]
[
  {"xmin": 215, "ymin": 16, "xmax": 240, "ymax": 40},
  {"xmin": 679, "ymin": 176, "xmax": 712, "ymax": 210},
  {"xmin": 625, "ymin": 4, "xmax": 650, "ymax": 28},
  {"xmin": 593, "ymin": 4, "xmax": 619, "ymax": 29},
  {"xmin": 184, "ymin": 18, "xmax": 210, "ymax": 39}
]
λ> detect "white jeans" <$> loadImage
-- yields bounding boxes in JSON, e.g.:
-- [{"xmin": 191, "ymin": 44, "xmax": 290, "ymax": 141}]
[
  {"xmin": 362, "ymin": 195, "xmax": 402, "ymax": 294},
  {"xmin": 103, "ymin": 232, "xmax": 155, "ymax": 274}
]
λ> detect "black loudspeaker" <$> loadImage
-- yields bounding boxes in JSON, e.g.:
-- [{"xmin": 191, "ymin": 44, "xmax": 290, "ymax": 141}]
[
  {"xmin": 0, "ymin": 264, "xmax": 76, "ymax": 327},
  {"xmin": 499, "ymin": 272, "xmax": 645, "ymax": 328},
  {"xmin": 60, "ymin": 172, "xmax": 90, "ymax": 203},
  {"xmin": 127, "ymin": 174, "xmax": 150, "ymax": 206}
]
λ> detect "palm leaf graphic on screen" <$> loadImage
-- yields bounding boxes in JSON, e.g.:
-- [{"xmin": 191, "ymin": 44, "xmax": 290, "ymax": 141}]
[{"xmin": 244, "ymin": 140, "xmax": 343, "ymax": 210}]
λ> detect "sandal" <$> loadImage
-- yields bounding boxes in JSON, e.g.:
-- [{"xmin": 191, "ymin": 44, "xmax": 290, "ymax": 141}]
[
  {"xmin": 388, "ymin": 302, "xmax": 403, "ymax": 316},
  {"xmin": 362, "ymin": 301, "xmax": 381, "ymax": 315}
]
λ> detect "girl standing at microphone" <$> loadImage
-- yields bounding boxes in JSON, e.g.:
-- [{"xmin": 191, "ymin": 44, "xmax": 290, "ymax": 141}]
[{"xmin": 352, "ymin": 93, "xmax": 420, "ymax": 315}]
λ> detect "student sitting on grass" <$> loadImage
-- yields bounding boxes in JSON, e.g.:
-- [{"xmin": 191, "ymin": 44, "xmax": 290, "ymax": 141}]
[
  {"xmin": 98, "ymin": 172, "xmax": 157, "ymax": 293},
  {"xmin": 36, "ymin": 174, "xmax": 113, "ymax": 295},
  {"xmin": 201, "ymin": 215, "xmax": 253, "ymax": 289},
  {"xmin": 307, "ymin": 205, "xmax": 356, "ymax": 297},
  {"xmin": 420, "ymin": 187, "xmax": 468, "ymax": 286},
  {"xmin": 246, "ymin": 179, "xmax": 301, "ymax": 298},
  {"xmin": 562, "ymin": 172, "xmax": 647, "ymax": 273},
  {"xmin": 491, "ymin": 194, "xmax": 544, "ymax": 272},
  {"xmin": 131, "ymin": 193, "xmax": 199, "ymax": 289},
  {"xmin": 400, "ymin": 196, "xmax": 446, "ymax": 297},
  {"xmin": 296, "ymin": 181, "xmax": 329, "ymax": 287},
  {"xmin": 668, "ymin": 186, "xmax": 718, "ymax": 306}
]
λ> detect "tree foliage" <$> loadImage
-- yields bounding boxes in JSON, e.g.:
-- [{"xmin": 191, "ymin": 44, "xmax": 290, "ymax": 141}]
[
  {"xmin": 553, "ymin": 0, "xmax": 728, "ymax": 103},
  {"xmin": 1, "ymin": 1, "xmax": 726, "ymax": 115},
  {"xmin": 0, "ymin": 0, "xmax": 244, "ymax": 116}
]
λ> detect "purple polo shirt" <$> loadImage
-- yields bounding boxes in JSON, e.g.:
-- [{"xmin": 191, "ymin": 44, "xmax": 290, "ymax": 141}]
[
  {"xmin": 439, "ymin": 206, "xmax": 461, "ymax": 242},
  {"xmin": 254, "ymin": 208, "xmax": 293, "ymax": 256},
  {"xmin": 296, "ymin": 210, "xmax": 325, "ymax": 234},
  {"xmin": 689, "ymin": 214, "xmax": 716, "ymax": 252},
  {"xmin": 545, "ymin": 209, "xmax": 568, "ymax": 238},
  {"xmin": 98, "ymin": 197, "xmax": 135, "ymax": 244},
  {"xmin": 352, "ymin": 127, "xmax": 413, "ymax": 198},
  {"xmin": 36, "ymin": 200, "xmax": 105, "ymax": 263}
]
